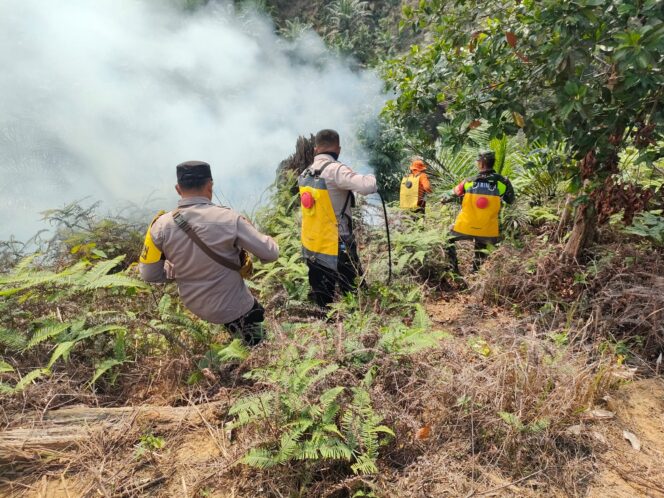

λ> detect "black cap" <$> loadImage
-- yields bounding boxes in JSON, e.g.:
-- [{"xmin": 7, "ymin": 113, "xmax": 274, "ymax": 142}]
[
  {"xmin": 176, "ymin": 161, "xmax": 212, "ymax": 183},
  {"xmin": 477, "ymin": 151, "xmax": 495, "ymax": 162}
]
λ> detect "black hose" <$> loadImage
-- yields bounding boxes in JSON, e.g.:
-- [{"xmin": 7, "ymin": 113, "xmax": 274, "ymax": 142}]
[{"xmin": 378, "ymin": 192, "xmax": 392, "ymax": 285}]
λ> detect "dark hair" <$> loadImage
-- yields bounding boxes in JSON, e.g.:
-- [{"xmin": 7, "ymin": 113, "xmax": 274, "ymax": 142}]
[
  {"xmin": 315, "ymin": 129, "xmax": 340, "ymax": 149},
  {"xmin": 478, "ymin": 151, "xmax": 495, "ymax": 170},
  {"xmin": 178, "ymin": 176, "xmax": 211, "ymax": 190}
]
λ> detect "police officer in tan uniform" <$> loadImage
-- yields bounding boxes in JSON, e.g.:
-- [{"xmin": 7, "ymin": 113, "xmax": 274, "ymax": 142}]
[{"xmin": 139, "ymin": 161, "xmax": 279, "ymax": 345}]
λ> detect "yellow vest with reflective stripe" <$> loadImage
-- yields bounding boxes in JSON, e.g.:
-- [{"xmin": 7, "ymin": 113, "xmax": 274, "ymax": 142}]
[
  {"xmin": 140, "ymin": 210, "xmax": 166, "ymax": 263},
  {"xmin": 453, "ymin": 180, "xmax": 506, "ymax": 238},
  {"xmin": 298, "ymin": 169, "xmax": 339, "ymax": 270},
  {"xmin": 400, "ymin": 173, "xmax": 421, "ymax": 209}
]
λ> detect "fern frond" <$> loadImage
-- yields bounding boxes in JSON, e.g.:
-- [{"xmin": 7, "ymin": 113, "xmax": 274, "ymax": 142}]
[
  {"xmin": 82, "ymin": 256, "xmax": 125, "ymax": 282},
  {"xmin": 0, "ymin": 328, "xmax": 27, "ymax": 351},
  {"xmin": 75, "ymin": 324, "xmax": 126, "ymax": 342},
  {"xmin": 320, "ymin": 439, "xmax": 354, "ymax": 460},
  {"xmin": 351, "ymin": 454, "xmax": 379, "ymax": 475},
  {"xmin": 83, "ymin": 274, "xmax": 147, "ymax": 290},
  {"xmin": 302, "ymin": 363, "xmax": 339, "ymax": 391},
  {"xmin": 158, "ymin": 294, "xmax": 172, "ymax": 315},
  {"xmin": 90, "ymin": 358, "xmax": 124, "ymax": 385},
  {"xmin": 13, "ymin": 368, "xmax": 50, "ymax": 393},
  {"xmin": 241, "ymin": 448, "xmax": 280, "ymax": 468},
  {"xmin": 47, "ymin": 341, "xmax": 75, "ymax": 368},
  {"xmin": 228, "ymin": 392, "xmax": 275, "ymax": 427},
  {"xmin": 26, "ymin": 321, "xmax": 71, "ymax": 350},
  {"xmin": 0, "ymin": 360, "xmax": 14, "ymax": 373},
  {"xmin": 216, "ymin": 339, "xmax": 250, "ymax": 363}
]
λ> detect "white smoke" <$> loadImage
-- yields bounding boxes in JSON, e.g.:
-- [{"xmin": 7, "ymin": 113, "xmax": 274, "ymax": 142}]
[{"xmin": 0, "ymin": 0, "xmax": 384, "ymax": 239}]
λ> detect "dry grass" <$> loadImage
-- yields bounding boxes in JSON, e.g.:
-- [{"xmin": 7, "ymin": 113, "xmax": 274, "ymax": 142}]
[
  {"xmin": 369, "ymin": 328, "xmax": 618, "ymax": 497},
  {"xmin": 476, "ymin": 237, "xmax": 663, "ymax": 362},
  {"xmin": 1, "ymin": 238, "xmax": 660, "ymax": 497}
]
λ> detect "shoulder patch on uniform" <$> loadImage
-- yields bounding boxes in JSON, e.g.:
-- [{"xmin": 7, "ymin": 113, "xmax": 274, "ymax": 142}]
[{"xmin": 150, "ymin": 210, "xmax": 167, "ymax": 226}]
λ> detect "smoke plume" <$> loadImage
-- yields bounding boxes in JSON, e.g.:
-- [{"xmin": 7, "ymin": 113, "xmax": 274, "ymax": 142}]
[{"xmin": 0, "ymin": 0, "xmax": 384, "ymax": 239}]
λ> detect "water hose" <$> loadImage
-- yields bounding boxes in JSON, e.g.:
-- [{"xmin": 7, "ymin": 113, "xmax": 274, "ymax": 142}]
[{"xmin": 378, "ymin": 192, "xmax": 393, "ymax": 285}]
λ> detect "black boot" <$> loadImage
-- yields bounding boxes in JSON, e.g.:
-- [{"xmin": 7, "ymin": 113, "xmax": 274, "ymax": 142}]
[{"xmin": 445, "ymin": 243, "xmax": 461, "ymax": 275}]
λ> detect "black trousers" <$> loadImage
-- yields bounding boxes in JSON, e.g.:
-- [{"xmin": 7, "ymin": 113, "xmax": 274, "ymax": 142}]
[
  {"xmin": 445, "ymin": 235, "xmax": 491, "ymax": 274},
  {"xmin": 224, "ymin": 299, "xmax": 265, "ymax": 346},
  {"xmin": 307, "ymin": 238, "xmax": 363, "ymax": 308}
]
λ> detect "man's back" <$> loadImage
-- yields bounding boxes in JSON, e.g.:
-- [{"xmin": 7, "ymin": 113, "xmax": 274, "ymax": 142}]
[
  {"xmin": 140, "ymin": 197, "xmax": 278, "ymax": 324},
  {"xmin": 306, "ymin": 154, "xmax": 377, "ymax": 237}
]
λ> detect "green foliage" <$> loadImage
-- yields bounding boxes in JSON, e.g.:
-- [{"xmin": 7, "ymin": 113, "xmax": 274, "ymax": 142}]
[
  {"xmin": 0, "ymin": 360, "xmax": 14, "ymax": 373},
  {"xmin": 377, "ymin": 305, "xmax": 449, "ymax": 356},
  {"xmin": 386, "ymin": 0, "xmax": 663, "ymax": 214},
  {"xmin": 0, "ymin": 328, "xmax": 28, "ymax": 351},
  {"xmin": 134, "ymin": 433, "xmax": 166, "ymax": 460},
  {"xmin": 278, "ymin": 18, "xmax": 313, "ymax": 40},
  {"xmin": 229, "ymin": 345, "xmax": 393, "ymax": 474},
  {"xmin": 623, "ymin": 210, "xmax": 664, "ymax": 245},
  {"xmin": 498, "ymin": 411, "xmax": 550, "ymax": 434},
  {"xmin": 253, "ymin": 173, "xmax": 309, "ymax": 302},
  {"xmin": 324, "ymin": 0, "xmax": 375, "ymax": 63},
  {"xmin": 40, "ymin": 201, "xmax": 144, "ymax": 266},
  {"xmin": 0, "ymin": 254, "xmax": 151, "ymax": 392},
  {"xmin": 386, "ymin": 205, "xmax": 455, "ymax": 284},
  {"xmin": 0, "ymin": 255, "xmax": 147, "ymax": 299},
  {"xmin": 342, "ymin": 386, "xmax": 395, "ymax": 474},
  {"xmin": 359, "ymin": 119, "xmax": 408, "ymax": 201},
  {"xmin": 216, "ymin": 338, "xmax": 250, "ymax": 363}
]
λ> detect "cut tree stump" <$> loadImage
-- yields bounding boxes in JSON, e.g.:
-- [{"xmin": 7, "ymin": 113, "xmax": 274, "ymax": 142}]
[{"xmin": 0, "ymin": 401, "xmax": 226, "ymax": 463}]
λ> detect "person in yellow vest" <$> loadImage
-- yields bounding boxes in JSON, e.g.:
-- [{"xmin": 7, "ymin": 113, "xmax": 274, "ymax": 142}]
[
  {"xmin": 400, "ymin": 159, "xmax": 433, "ymax": 214},
  {"xmin": 299, "ymin": 129, "xmax": 377, "ymax": 307},
  {"xmin": 443, "ymin": 151, "xmax": 515, "ymax": 274},
  {"xmin": 139, "ymin": 161, "xmax": 279, "ymax": 346}
]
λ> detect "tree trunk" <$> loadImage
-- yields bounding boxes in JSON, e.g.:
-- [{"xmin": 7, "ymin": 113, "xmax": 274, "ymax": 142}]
[
  {"xmin": 563, "ymin": 203, "xmax": 597, "ymax": 260},
  {"xmin": 555, "ymin": 194, "xmax": 574, "ymax": 242},
  {"xmin": 0, "ymin": 401, "xmax": 225, "ymax": 464}
]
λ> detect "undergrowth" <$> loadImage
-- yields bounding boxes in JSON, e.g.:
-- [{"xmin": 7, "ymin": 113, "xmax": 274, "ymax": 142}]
[{"xmin": 0, "ymin": 144, "xmax": 661, "ymax": 497}]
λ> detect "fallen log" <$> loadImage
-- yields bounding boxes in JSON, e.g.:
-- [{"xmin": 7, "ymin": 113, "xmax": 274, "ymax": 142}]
[{"xmin": 0, "ymin": 401, "xmax": 226, "ymax": 463}]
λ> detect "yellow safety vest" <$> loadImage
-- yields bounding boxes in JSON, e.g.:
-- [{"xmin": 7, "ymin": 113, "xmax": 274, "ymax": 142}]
[
  {"xmin": 399, "ymin": 173, "xmax": 421, "ymax": 209},
  {"xmin": 298, "ymin": 163, "xmax": 341, "ymax": 270},
  {"xmin": 452, "ymin": 179, "xmax": 507, "ymax": 238},
  {"xmin": 139, "ymin": 210, "xmax": 166, "ymax": 263}
]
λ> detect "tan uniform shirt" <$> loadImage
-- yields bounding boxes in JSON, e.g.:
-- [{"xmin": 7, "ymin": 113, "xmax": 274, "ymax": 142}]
[
  {"xmin": 139, "ymin": 196, "xmax": 279, "ymax": 324},
  {"xmin": 307, "ymin": 154, "xmax": 378, "ymax": 237}
]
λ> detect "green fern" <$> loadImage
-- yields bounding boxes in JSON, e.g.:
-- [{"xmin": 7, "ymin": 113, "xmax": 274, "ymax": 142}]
[
  {"xmin": 216, "ymin": 339, "xmax": 250, "ymax": 363},
  {"xmin": 228, "ymin": 391, "xmax": 276, "ymax": 428},
  {"xmin": 90, "ymin": 358, "xmax": 124, "ymax": 385},
  {"xmin": 0, "ymin": 328, "xmax": 27, "ymax": 351},
  {"xmin": 0, "ymin": 359, "xmax": 14, "ymax": 373},
  {"xmin": 375, "ymin": 305, "xmax": 449, "ymax": 356},
  {"xmin": 25, "ymin": 321, "xmax": 71, "ymax": 349},
  {"xmin": 12, "ymin": 368, "xmax": 50, "ymax": 393}
]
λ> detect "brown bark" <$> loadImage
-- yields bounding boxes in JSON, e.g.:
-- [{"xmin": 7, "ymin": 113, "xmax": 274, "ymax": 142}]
[
  {"xmin": 555, "ymin": 194, "xmax": 574, "ymax": 242},
  {"xmin": 0, "ymin": 402, "xmax": 225, "ymax": 463},
  {"xmin": 563, "ymin": 203, "xmax": 597, "ymax": 260}
]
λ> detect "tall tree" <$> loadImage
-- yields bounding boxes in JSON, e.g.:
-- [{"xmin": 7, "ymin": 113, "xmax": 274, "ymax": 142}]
[{"xmin": 384, "ymin": 0, "xmax": 662, "ymax": 257}]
